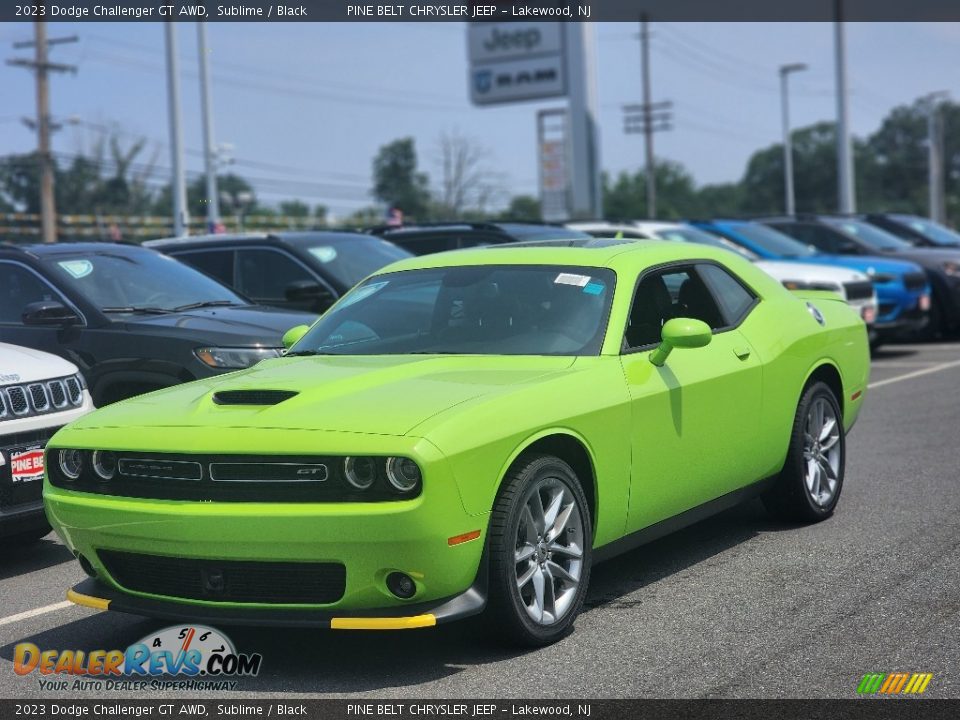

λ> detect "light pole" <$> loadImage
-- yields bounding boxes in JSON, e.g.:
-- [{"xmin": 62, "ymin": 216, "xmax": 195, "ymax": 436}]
[
  {"xmin": 779, "ymin": 63, "xmax": 807, "ymax": 216},
  {"xmin": 922, "ymin": 91, "xmax": 949, "ymax": 223},
  {"xmin": 834, "ymin": 2, "xmax": 855, "ymax": 213}
]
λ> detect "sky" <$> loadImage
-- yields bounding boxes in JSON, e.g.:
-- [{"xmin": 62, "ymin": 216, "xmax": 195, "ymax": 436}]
[{"xmin": 1, "ymin": 21, "xmax": 959, "ymax": 219}]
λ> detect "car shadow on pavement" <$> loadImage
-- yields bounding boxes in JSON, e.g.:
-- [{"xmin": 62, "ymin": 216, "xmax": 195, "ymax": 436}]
[
  {"xmin": 0, "ymin": 500, "xmax": 807, "ymax": 695},
  {"xmin": 0, "ymin": 535, "xmax": 74, "ymax": 580}
]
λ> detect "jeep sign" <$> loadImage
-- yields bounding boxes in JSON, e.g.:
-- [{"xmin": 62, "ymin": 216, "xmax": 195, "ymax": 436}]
[{"xmin": 468, "ymin": 22, "xmax": 566, "ymax": 106}]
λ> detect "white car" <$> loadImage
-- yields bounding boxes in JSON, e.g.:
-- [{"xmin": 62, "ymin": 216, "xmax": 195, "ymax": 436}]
[
  {"xmin": 569, "ymin": 221, "xmax": 878, "ymax": 326},
  {"xmin": 1, "ymin": 342, "xmax": 94, "ymax": 543}
]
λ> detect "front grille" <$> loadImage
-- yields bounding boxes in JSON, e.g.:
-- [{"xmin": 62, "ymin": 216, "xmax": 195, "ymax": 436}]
[
  {"xmin": 213, "ymin": 390, "xmax": 298, "ymax": 406},
  {"xmin": 843, "ymin": 280, "xmax": 874, "ymax": 301},
  {"xmin": 1, "ymin": 375, "xmax": 83, "ymax": 422},
  {"xmin": 47, "ymin": 451, "xmax": 420, "ymax": 502},
  {"xmin": 1, "ymin": 426, "xmax": 61, "ymax": 510},
  {"xmin": 98, "ymin": 550, "xmax": 346, "ymax": 604},
  {"xmin": 903, "ymin": 272, "xmax": 927, "ymax": 292}
]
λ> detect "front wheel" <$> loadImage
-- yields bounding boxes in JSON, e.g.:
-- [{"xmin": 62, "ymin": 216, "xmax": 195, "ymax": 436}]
[
  {"xmin": 486, "ymin": 454, "xmax": 592, "ymax": 646},
  {"xmin": 763, "ymin": 381, "xmax": 845, "ymax": 523}
]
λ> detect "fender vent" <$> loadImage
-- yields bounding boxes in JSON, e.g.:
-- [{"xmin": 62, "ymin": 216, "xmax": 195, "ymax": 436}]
[{"xmin": 212, "ymin": 390, "xmax": 298, "ymax": 406}]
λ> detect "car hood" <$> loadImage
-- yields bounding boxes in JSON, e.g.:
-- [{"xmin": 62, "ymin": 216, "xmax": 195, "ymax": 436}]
[
  {"xmin": 119, "ymin": 305, "xmax": 317, "ymax": 345},
  {"xmin": 806, "ymin": 254, "xmax": 922, "ymax": 276},
  {"xmin": 0, "ymin": 342, "xmax": 80, "ymax": 383},
  {"xmin": 754, "ymin": 260, "xmax": 866, "ymax": 285},
  {"xmin": 67, "ymin": 354, "xmax": 576, "ymax": 437}
]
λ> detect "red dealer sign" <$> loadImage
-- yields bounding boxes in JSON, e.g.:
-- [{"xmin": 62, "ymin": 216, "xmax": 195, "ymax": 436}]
[{"xmin": 11, "ymin": 448, "xmax": 44, "ymax": 482}]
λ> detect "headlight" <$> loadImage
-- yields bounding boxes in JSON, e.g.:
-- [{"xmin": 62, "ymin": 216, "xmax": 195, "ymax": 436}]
[
  {"xmin": 343, "ymin": 456, "xmax": 377, "ymax": 490},
  {"xmin": 59, "ymin": 449, "xmax": 84, "ymax": 480},
  {"xmin": 868, "ymin": 272, "xmax": 896, "ymax": 284},
  {"xmin": 781, "ymin": 280, "xmax": 812, "ymax": 291},
  {"xmin": 782, "ymin": 280, "xmax": 840, "ymax": 292},
  {"xmin": 385, "ymin": 456, "xmax": 421, "ymax": 493},
  {"xmin": 91, "ymin": 450, "xmax": 116, "ymax": 481},
  {"xmin": 194, "ymin": 347, "xmax": 282, "ymax": 369},
  {"xmin": 943, "ymin": 261, "xmax": 960, "ymax": 277}
]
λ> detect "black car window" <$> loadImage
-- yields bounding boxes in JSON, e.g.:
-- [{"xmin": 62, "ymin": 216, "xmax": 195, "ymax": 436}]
[
  {"xmin": 625, "ymin": 266, "xmax": 725, "ymax": 350},
  {"xmin": 697, "ymin": 264, "xmax": 756, "ymax": 325},
  {"xmin": 176, "ymin": 249, "xmax": 235, "ymax": 286},
  {"xmin": 773, "ymin": 223, "xmax": 836, "ymax": 253},
  {"xmin": 0, "ymin": 262, "xmax": 68, "ymax": 324},
  {"xmin": 236, "ymin": 248, "xmax": 314, "ymax": 300},
  {"xmin": 388, "ymin": 235, "xmax": 459, "ymax": 256}
]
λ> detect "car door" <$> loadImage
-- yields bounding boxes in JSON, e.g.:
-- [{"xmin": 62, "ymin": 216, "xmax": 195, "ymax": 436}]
[{"xmin": 619, "ymin": 262, "xmax": 763, "ymax": 532}]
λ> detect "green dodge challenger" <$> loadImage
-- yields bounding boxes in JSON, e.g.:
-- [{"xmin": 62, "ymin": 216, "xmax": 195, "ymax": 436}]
[{"xmin": 46, "ymin": 239, "xmax": 869, "ymax": 645}]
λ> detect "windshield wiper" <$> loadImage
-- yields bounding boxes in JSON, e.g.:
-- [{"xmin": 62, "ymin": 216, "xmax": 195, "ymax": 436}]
[
  {"xmin": 101, "ymin": 306, "xmax": 173, "ymax": 315},
  {"xmin": 172, "ymin": 300, "xmax": 243, "ymax": 312}
]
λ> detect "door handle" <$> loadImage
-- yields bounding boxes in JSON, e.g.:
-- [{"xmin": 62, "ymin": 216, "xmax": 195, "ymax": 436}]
[{"xmin": 734, "ymin": 346, "xmax": 751, "ymax": 360}]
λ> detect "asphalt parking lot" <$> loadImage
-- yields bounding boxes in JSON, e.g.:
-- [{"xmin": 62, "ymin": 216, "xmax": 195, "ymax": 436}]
[{"xmin": 2, "ymin": 342, "xmax": 959, "ymax": 700}]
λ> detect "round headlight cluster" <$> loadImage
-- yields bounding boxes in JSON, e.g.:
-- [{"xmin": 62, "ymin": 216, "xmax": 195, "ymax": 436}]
[
  {"xmin": 342, "ymin": 456, "xmax": 421, "ymax": 494},
  {"xmin": 343, "ymin": 456, "xmax": 377, "ymax": 490},
  {"xmin": 386, "ymin": 457, "xmax": 422, "ymax": 493},
  {"xmin": 58, "ymin": 449, "xmax": 84, "ymax": 480},
  {"xmin": 92, "ymin": 450, "xmax": 117, "ymax": 481}
]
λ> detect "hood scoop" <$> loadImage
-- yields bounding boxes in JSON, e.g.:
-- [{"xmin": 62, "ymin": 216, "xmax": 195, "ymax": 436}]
[{"xmin": 212, "ymin": 390, "xmax": 298, "ymax": 406}]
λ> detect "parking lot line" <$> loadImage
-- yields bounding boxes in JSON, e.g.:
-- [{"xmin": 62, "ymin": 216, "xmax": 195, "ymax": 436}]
[
  {"xmin": 0, "ymin": 601, "xmax": 74, "ymax": 628},
  {"xmin": 868, "ymin": 359, "xmax": 960, "ymax": 390}
]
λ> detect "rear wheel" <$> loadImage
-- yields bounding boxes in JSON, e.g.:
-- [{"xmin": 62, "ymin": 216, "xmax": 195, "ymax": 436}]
[
  {"xmin": 486, "ymin": 454, "xmax": 592, "ymax": 646},
  {"xmin": 763, "ymin": 381, "xmax": 845, "ymax": 522}
]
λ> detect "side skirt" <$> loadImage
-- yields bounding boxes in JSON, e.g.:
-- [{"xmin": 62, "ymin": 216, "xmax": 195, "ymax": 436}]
[{"xmin": 593, "ymin": 476, "xmax": 776, "ymax": 564}]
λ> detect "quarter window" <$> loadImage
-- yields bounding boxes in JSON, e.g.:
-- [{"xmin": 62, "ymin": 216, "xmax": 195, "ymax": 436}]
[
  {"xmin": 697, "ymin": 264, "xmax": 756, "ymax": 325},
  {"xmin": 177, "ymin": 249, "xmax": 235, "ymax": 286},
  {"xmin": 235, "ymin": 249, "xmax": 314, "ymax": 301}
]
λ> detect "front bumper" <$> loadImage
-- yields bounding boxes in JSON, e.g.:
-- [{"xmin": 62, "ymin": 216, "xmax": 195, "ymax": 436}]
[
  {"xmin": 45, "ymin": 431, "xmax": 489, "ymax": 624},
  {"xmin": 67, "ymin": 570, "xmax": 486, "ymax": 629}
]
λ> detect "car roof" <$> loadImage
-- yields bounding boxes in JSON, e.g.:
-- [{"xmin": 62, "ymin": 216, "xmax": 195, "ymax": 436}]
[
  {"xmin": 144, "ymin": 230, "xmax": 374, "ymax": 249},
  {"xmin": 375, "ymin": 238, "xmax": 742, "ymax": 275},
  {"xmin": 0, "ymin": 241, "xmax": 154, "ymax": 258}
]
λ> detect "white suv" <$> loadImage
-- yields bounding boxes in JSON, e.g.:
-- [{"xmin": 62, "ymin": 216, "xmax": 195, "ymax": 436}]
[{"xmin": 1, "ymin": 343, "xmax": 93, "ymax": 543}]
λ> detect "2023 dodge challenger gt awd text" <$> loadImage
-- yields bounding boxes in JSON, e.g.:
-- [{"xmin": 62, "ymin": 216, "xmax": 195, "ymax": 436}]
[{"xmin": 45, "ymin": 240, "xmax": 869, "ymax": 646}]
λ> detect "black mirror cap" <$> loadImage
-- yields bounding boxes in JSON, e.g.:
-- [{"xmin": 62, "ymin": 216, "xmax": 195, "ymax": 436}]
[
  {"xmin": 21, "ymin": 300, "xmax": 81, "ymax": 326},
  {"xmin": 285, "ymin": 280, "xmax": 334, "ymax": 304}
]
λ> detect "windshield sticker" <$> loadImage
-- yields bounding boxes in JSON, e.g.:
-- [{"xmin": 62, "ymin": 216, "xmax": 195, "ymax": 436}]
[
  {"xmin": 554, "ymin": 272, "xmax": 591, "ymax": 287},
  {"xmin": 308, "ymin": 246, "xmax": 338, "ymax": 263},
  {"xmin": 58, "ymin": 260, "xmax": 93, "ymax": 279},
  {"xmin": 583, "ymin": 282, "xmax": 605, "ymax": 295},
  {"xmin": 337, "ymin": 280, "xmax": 388, "ymax": 309}
]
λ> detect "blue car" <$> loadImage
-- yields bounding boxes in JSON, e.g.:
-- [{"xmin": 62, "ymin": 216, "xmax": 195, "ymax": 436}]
[{"xmin": 693, "ymin": 219, "xmax": 930, "ymax": 346}]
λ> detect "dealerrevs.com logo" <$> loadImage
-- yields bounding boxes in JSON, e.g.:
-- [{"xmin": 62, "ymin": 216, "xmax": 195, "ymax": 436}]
[
  {"xmin": 857, "ymin": 672, "xmax": 934, "ymax": 695},
  {"xmin": 14, "ymin": 625, "xmax": 262, "ymax": 692}
]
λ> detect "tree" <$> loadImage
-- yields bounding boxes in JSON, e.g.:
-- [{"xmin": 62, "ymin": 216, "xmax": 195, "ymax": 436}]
[
  {"xmin": 434, "ymin": 130, "xmax": 505, "ymax": 217},
  {"xmin": 372, "ymin": 137, "xmax": 430, "ymax": 219},
  {"xmin": 498, "ymin": 194, "xmax": 541, "ymax": 221},
  {"xmin": 603, "ymin": 161, "xmax": 703, "ymax": 220}
]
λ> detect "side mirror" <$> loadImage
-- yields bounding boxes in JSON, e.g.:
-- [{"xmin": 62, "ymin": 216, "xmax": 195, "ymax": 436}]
[
  {"xmin": 21, "ymin": 301, "xmax": 81, "ymax": 326},
  {"xmin": 649, "ymin": 318, "xmax": 712, "ymax": 367},
  {"xmin": 282, "ymin": 324, "xmax": 310, "ymax": 350},
  {"xmin": 285, "ymin": 280, "xmax": 334, "ymax": 307}
]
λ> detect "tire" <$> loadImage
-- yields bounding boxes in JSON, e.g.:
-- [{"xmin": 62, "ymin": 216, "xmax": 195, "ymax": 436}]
[
  {"xmin": 485, "ymin": 454, "xmax": 592, "ymax": 647},
  {"xmin": 763, "ymin": 381, "xmax": 845, "ymax": 523}
]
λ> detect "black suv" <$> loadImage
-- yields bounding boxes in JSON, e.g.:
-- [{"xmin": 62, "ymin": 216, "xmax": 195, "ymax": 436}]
[
  {"xmin": 863, "ymin": 213, "xmax": 960, "ymax": 249},
  {"xmin": 367, "ymin": 222, "xmax": 591, "ymax": 256},
  {"xmin": 0, "ymin": 243, "xmax": 316, "ymax": 405},
  {"xmin": 761, "ymin": 215, "xmax": 960, "ymax": 337},
  {"xmin": 146, "ymin": 231, "xmax": 410, "ymax": 314}
]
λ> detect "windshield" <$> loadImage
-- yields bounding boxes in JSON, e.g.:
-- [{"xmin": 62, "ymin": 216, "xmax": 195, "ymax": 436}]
[
  {"xmin": 291, "ymin": 264, "xmax": 615, "ymax": 356},
  {"xmin": 727, "ymin": 223, "xmax": 817, "ymax": 258},
  {"xmin": 44, "ymin": 249, "xmax": 245, "ymax": 313},
  {"xmin": 288, "ymin": 234, "xmax": 411, "ymax": 288},
  {"xmin": 892, "ymin": 214, "xmax": 960, "ymax": 246},
  {"xmin": 820, "ymin": 218, "xmax": 912, "ymax": 251},
  {"xmin": 652, "ymin": 226, "xmax": 757, "ymax": 260}
]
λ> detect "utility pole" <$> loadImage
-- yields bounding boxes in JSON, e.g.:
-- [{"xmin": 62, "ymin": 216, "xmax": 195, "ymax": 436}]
[
  {"xmin": 197, "ymin": 22, "xmax": 220, "ymax": 233},
  {"xmin": 834, "ymin": 0, "xmax": 855, "ymax": 213},
  {"xmin": 6, "ymin": 5, "xmax": 77, "ymax": 243},
  {"xmin": 923, "ymin": 91, "xmax": 949, "ymax": 223},
  {"xmin": 164, "ymin": 22, "xmax": 189, "ymax": 237},
  {"xmin": 779, "ymin": 63, "xmax": 808, "ymax": 216}
]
